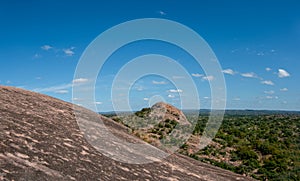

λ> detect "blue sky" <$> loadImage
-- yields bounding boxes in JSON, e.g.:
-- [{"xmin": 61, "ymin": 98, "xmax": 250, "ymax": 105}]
[{"xmin": 0, "ymin": 0, "xmax": 299, "ymax": 111}]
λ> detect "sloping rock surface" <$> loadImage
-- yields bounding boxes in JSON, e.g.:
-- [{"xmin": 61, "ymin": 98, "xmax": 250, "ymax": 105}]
[{"xmin": 0, "ymin": 86, "xmax": 255, "ymax": 180}]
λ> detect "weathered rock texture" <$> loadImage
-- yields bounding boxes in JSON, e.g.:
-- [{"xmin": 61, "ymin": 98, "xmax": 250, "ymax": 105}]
[
  {"xmin": 149, "ymin": 102, "xmax": 190, "ymax": 125},
  {"xmin": 0, "ymin": 86, "xmax": 255, "ymax": 180}
]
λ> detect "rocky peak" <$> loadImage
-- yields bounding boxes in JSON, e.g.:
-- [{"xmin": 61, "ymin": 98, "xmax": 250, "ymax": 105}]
[{"xmin": 150, "ymin": 102, "xmax": 190, "ymax": 125}]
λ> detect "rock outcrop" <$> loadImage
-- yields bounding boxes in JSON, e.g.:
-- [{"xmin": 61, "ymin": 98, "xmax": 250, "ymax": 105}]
[
  {"xmin": 149, "ymin": 102, "xmax": 190, "ymax": 125},
  {"xmin": 0, "ymin": 86, "xmax": 254, "ymax": 180}
]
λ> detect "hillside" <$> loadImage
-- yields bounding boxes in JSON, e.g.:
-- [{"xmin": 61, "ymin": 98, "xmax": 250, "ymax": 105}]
[
  {"xmin": 111, "ymin": 104, "xmax": 300, "ymax": 180},
  {"xmin": 0, "ymin": 86, "xmax": 254, "ymax": 180}
]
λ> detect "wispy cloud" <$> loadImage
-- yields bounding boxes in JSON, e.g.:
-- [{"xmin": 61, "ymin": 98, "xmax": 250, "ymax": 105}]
[
  {"xmin": 95, "ymin": 101, "xmax": 102, "ymax": 105},
  {"xmin": 143, "ymin": 98, "xmax": 149, "ymax": 101},
  {"xmin": 265, "ymin": 67, "xmax": 272, "ymax": 72},
  {"xmin": 192, "ymin": 73, "xmax": 216, "ymax": 81},
  {"xmin": 134, "ymin": 86, "xmax": 144, "ymax": 91},
  {"xmin": 168, "ymin": 94, "xmax": 175, "ymax": 98},
  {"xmin": 266, "ymin": 96, "xmax": 273, "ymax": 99},
  {"xmin": 158, "ymin": 10, "xmax": 166, "ymax": 16},
  {"xmin": 230, "ymin": 48, "xmax": 276, "ymax": 57},
  {"xmin": 202, "ymin": 75, "xmax": 214, "ymax": 81},
  {"xmin": 34, "ymin": 78, "xmax": 89, "ymax": 94},
  {"xmin": 222, "ymin": 69, "xmax": 236, "ymax": 75},
  {"xmin": 261, "ymin": 80, "xmax": 275, "ymax": 86},
  {"xmin": 169, "ymin": 89, "xmax": 183, "ymax": 93},
  {"xmin": 233, "ymin": 97, "xmax": 241, "ymax": 101},
  {"xmin": 41, "ymin": 45, "xmax": 53, "ymax": 51},
  {"xmin": 266, "ymin": 96, "xmax": 278, "ymax": 99},
  {"xmin": 72, "ymin": 97, "xmax": 82, "ymax": 101},
  {"xmin": 63, "ymin": 47, "xmax": 75, "ymax": 56},
  {"xmin": 152, "ymin": 80, "xmax": 167, "ymax": 85},
  {"xmin": 241, "ymin": 72, "xmax": 258, "ymax": 78},
  {"xmin": 54, "ymin": 90, "xmax": 69, "ymax": 94},
  {"xmin": 39, "ymin": 45, "xmax": 77, "ymax": 57},
  {"xmin": 280, "ymin": 88, "xmax": 288, "ymax": 92},
  {"xmin": 33, "ymin": 83, "xmax": 72, "ymax": 93},
  {"xmin": 278, "ymin": 69, "xmax": 290, "ymax": 78},
  {"xmin": 72, "ymin": 78, "xmax": 89, "ymax": 84},
  {"xmin": 257, "ymin": 52, "xmax": 265, "ymax": 56},
  {"xmin": 264, "ymin": 90, "xmax": 275, "ymax": 94},
  {"xmin": 191, "ymin": 73, "xmax": 203, "ymax": 77}
]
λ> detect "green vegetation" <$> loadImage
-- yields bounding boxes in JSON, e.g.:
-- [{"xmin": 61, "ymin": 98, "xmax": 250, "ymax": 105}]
[
  {"xmin": 109, "ymin": 109, "xmax": 300, "ymax": 180},
  {"xmin": 135, "ymin": 108, "xmax": 151, "ymax": 118},
  {"xmin": 182, "ymin": 114, "xmax": 300, "ymax": 180},
  {"xmin": 150, "ymin": 118, "xmax": 178, "ymax": 139}
]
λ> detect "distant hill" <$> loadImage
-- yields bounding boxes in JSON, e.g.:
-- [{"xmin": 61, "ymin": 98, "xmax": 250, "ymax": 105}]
[
  {"xmin": 182, "ymin": 109, "xmax": 300, "ymax": 116},
  {"xmin": 103, "ymin": 109, "xmax": 300, "ymax": 117},
  {"xmin": 0, "ymin": 86, "xmax": 253, "ymax": 180}
]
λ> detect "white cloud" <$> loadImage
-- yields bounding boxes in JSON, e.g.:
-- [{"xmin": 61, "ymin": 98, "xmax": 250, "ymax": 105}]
[
  {"xmin": 266, "ymin": 96, "xmax": 279, "ymax": 99},
  {"xmin": 54, "ymin": 90, "xmax": 69, "ymax": 94},
  {"xmin": 261, "ymin": 80, "xmax": 275, "ymax": 86},
  {"xmin": 233, "ymin": 97, "xmax": 241, "ymax": 101},
  {"xmin": 95, "ymin": 101, "xmax": 102, "ymax": 105},
  {"xmin": 34, "ymin": 78, "xmax": 89, "ymax": 94},
  {"xmin": 265, "ymin": 67, "xmax": 272, "ymax": 72},
  {"xmin": 41, "ymin": 45, "xmax": 53, "ymax": 51},
  {"xmin": 278, "ymin": 69, "xmax": 290, "ymax": 78},
  {"xmin": 203, "ymin": 96, "xmax": 210, "ymax": 99},
  {"xmin": 73, "ymin": 78, "xmax": 89, "ymax": 84},
  {"xmin": 266, "ymin": 96, "xmax": 273, "ymax": 99},
  {"xmin": 169, "ymin": 89, "xmax": 183, "ymax": 93},
  {"xmin": 264, "ymin": 90, "xmax": 275, "ymax": 94},
  {"xmin": 202, "ymin": 75, "xmax": 214, "ymax": 81},
  {"xmin": 191, "ymin": 73, "xmax": 203, "ymax": 77},
  {"xmin": 33, "ymin": 83, "xmax": 72, "ymax": 93},
  {"xmin": 168, "ymin": 94, "xmax": 175, "ymax": 98},
  {"xmin": 280, "ymin": 88, "xmax": 288, "ymax": 92},
  {"xmin": 143, "ymin": 98, "xmax": 149, "ymax": 101},
  {"xmin": 72, "ymin": 97, "xmax": 82, "ymax": 101},
  {"xmin": 257, "ymin": 52, "xmax": 265, "ymax": 56},
  {"xmin": 241, "ymin": 72, "xmax": 257, "ymax": 78},
  {"xmin": 222, "ymin": 69, "xmax": 236, "ymax": 75},
  {"xmin": 136, "ymin": 87, "xmax": 144, "ymax": 91},
  {"xmin": 40, "ymin": 45, "xmax": 77, "ymax": 57},
  {"xmin": 63, "ymin": 47, "xmax": 75, "ymax": 56},
  {"xmin": 152, "ymin": 80, "xmax": 167, "ymax": 85},
  {"xmin": 159, "ymin": 10, "xmax": 166, "ymax": 15}
]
